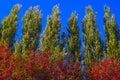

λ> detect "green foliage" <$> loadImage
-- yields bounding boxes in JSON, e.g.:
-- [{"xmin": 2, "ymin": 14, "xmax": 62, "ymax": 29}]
[
  {"xmin": 14, "ymin": 40, "xmax": 22, "ymax": 55},
  {"xmin": 40, "ymin": 5, "xmax": 63, "ymax": 61},
  {"xmin": 104, "ymin": 6, "xmax": 120, "ymax": 59},
  {"xmin": 67, "ymin": 12, "xmax": 81, "ymax": 61},
  {"xmin": 60, "ymin": 31, "xmax": 66, "ymax": 51},
  {"xmin": 0, "ymin": 4, "xmax": 120, "ymax": 80},
  {"xmin": 1, "ymin": 4, "xmax": 20, "ymax": 47},
  {"xmin": 82, "ymin": 6, "xmax": 103, "ymax": 66},
  {"xmin": 22, "ymin": 6, "xmax": 42, "ymax": 55},
  {"xmin": 0, "ymin": 24, "xmax": 2, "ymax": 39}
]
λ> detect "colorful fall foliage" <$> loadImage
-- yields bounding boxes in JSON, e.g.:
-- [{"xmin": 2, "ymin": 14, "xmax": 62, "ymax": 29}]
[
  {"xmin": 86, "ymin": 56, "xmax": 120, "ymax": 80},
  {"xmin": 0, "ymin": 4, "xmax": 120, "ymax": 80},
  {"xmin": 0, "ymin": 42, "xmax": 83, "ymax": 80}
]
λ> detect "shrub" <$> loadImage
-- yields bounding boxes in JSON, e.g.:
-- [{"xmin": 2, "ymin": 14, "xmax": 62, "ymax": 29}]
[
  {"xmin": 86, "ymin": 56, "xmax": 120, "ymax": 80},
  {"xmin": 0, "ymin": 41, "xmax": 12, "ymax": 79},
  {"xmin": 49, "ymin": 60, "xmax": 83, "ymax": 80}
]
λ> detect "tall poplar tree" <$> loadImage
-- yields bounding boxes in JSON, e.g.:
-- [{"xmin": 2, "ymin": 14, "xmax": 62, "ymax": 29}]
[
  {"xmin": 1, "ymin": 4, "xmax": 20, "ymax": 47},
  {"xmin": 0, "ymin": 24, "xmax": 2, "ymax": 39},
  {"xmin": 82, "ymin": 6, "xmax": 103, "ymax": 66},
  {"xmin": 40, "ymin": 5, "xmax": 63, "ymax": 61},
  {"xmin": 67, "ymin": 12, "xmax": 81, "ymax": 61},
  {"xmin": 22, "ymin": 6, "xmax": 42, "ymax": 55},
  {"xmin": 60, "ymin": 31, "xmax": 66, "ymax": 51},
  {"xmin": 104, "ymin": 6, "xmax": 120, "ymax": 59},
  {"xmin": 14, "ymin": 40, "xmax": 22, "ymax": 55}
]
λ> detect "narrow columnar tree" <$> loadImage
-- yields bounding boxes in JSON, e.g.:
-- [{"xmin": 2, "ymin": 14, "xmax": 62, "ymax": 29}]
[
  {"xmin": 40, "ymin": 6, "xmax": 61, "ymax": 52},
  {"xmin": 1, "ymin": 4, "xmax": 20, "ymax": 47},
  {"xmin": 0, "ymin": 24, "xmax": 2, "ymax": 39},
  {"xmin": 67, "ymin": 12, "xmax": 81, "ymax": 61},
  {"xmin": 104, "ymin": 6, "xmax": 120, "ymax": 59},
  {"xmin": 60, "ymin": 31, "xmax": 66, "ymax": 51},
  {"xmin": 22, "ymin": 6, "xmax": 42, "ymax": 55},
  {"xmin": 14, "ymin": 40, "xmax": 22, "ymax": 55},
  {"xmin": 82, "ymin": 6, "xmax": 103, "ymax": 66},
  {"xmin": 40, "ymin": 5, "xmax": 63, "ymax": 61}
]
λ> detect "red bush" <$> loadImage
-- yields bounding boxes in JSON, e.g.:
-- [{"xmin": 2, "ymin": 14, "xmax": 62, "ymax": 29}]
[
  {"xmin": 11, "ymin": 50, "xmax": 50, "ymax": 80},
  {"xmin": 86, "ymin": 57, "xmax": 120, "ymax": 80},
  {"xmin": 49, "ymin": 60, "xmax": 83, "ymax": 80},
  {"xmin": 0, "ymin": 42, "xmax": 12, "ymax": 79},
  {"xmin": 0, "ymin": 42, "xmax": 83, "ymax": 80}
]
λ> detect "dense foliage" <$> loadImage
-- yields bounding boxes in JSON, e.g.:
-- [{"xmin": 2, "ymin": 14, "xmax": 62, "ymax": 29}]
[
  {"xmin": 0, "ymin": 42, "xmax": 83, "ymax": 79},
  {"xmin": 0, "ymin": 4, "xmax": 120, "ymax": 80},
  {"xmin": 86, "ymin": 57, "xmax": 120, "ymax": 80},
  {"xmin": 82, "ymin": 6, "xmax": 103, "ymax": 66}
]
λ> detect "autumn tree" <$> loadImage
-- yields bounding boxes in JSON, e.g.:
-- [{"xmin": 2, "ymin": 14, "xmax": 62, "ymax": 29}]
[
  {"xmin": 82, "ymin": 6, "xmax": 103, "ymax": 66},
  {"xmin": 104, "ymin": 6, "xmax": 120, "ymax": 59},
  {"xmin": 1, "ymin": 4, "xmax": 20, "ymax": 47},
  {"xmin": 67, "ymin": 12, "xmax": 81, "ymax": 61},
  {"xmin": 0, "ymin": 41, "xmax": 13, "ymax": 79},
  {"xmin": 22, "ymin": 6, "xmax": 42, "ymax": 55}
]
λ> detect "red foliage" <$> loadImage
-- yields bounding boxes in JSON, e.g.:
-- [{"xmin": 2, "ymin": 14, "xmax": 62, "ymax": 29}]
[
  {"xmin": 26, "ymin": 51, "xmax": 50, "ymax": 80},
  {"xmin": 0, "ymin": 42, "xmax": 12, "ymax": 79},
  {"xmin": 0, "ymin": 43, "xmax": 83, "ymax": 80},
  {"xmin": 11, "ymin": 50, "xmax": 50, "ymax": 80},
  {"xmin": 86, "ymin": 57, "xmax": 120, "ymax": 80},
  {"xmin": 49, "ymin": 60, "xmax": 83, "ymax": 80},
  {"xmin": 11, "ymin": 54, "xmax": 28, "ymax": 79}
]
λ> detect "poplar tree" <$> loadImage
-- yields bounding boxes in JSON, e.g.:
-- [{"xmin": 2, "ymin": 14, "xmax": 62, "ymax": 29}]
[
  {"xmin": 82, "ymin": 6, "xmax": 103, "ymax": 66},
  {"xmin": 1, "ymin": 4, "xmax": 20, "ymax": 47},
  {"xmin": 67, "ymin": 12, "xmax": 81, "ymax": 61},
  {"xmin": 0, "ymin": 24, "xmax": 2, "ymax": 39},
  {"xmin": 60, "ymin": 31, "xmax": 66, "ymax": 51},
  {"xmin": 104, "ymin": 6, "xmax": 120, "ymax": 59},
  {"xmin": 14, "ymin": 40, "xmax": 22, "ymax": 55},
  {"xmin": 40, "ymin": 5, "xmax": 63, "ymax": 61},
  {"xmin": 22, "ymin": 6, "xmax": 42, "ymax": 55}
]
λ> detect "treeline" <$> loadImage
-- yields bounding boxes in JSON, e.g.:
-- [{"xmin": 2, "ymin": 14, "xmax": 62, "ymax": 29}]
[
  {"xmin": 0, "ymin": 4, "xmax": 120, "ymax": 80},
  {"xmin": 0, "ymin": 4, "xmax": 120, "ymax": 66}
]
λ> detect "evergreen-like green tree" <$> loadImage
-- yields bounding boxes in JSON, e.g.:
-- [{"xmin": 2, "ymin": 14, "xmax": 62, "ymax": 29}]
[
  {"xmin": 104, "ymin": 6, "xmax": 120, "ymax": 59},
  {"xmin": 22, "ymin": 6, "xmax": 42, "ymax": 55},
  {"xmin": 14, "ymin": 40, "xmax": 22, "ymax": 55},
  {"xmin": 82, "ymin": 6, "xmax": 103, "ymax": 66},
  {"xmin": 1, "ymin": 4, "xmax": 20, "ymax": 47},
  {"xmin": 67, "ymin": 12, "xmax": 81, "ymax": 61},
  {"xmin": 60, "ymin": 31, "xmax": 66, "ymax": 51},
  {"xmin": 40, "ymin": 5, "xmax": 63, "ymax": 61},
  {"xmin": 0, "ymin": 24, "xmax": 2, "ymax": 39}
]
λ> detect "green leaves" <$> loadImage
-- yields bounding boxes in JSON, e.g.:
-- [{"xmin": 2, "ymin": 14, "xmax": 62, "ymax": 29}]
[
  {"xmin": 22, "ymin": 6, "xmax": 42, "ymax": 55},
  {"xmin": 82, "ymin": 6, "xmax": 103, "ymax": 66},
  {"xmin": 14, "ymin": 40, "xmax": 22, "ymax": 55},
  {"xmin": 1, "ymin": 4, "xmax": 20, "ymax": 47},
  {"xmin": 67, "ymin": 12, "xmax": 80, "ymax": 61},
  {"xmin": 40, "ymin": 5, "xmax": 61, "ymax": 53},
  {"xmin": 104, "ymin": 6, "xmax": 120, "ymax": 59}
]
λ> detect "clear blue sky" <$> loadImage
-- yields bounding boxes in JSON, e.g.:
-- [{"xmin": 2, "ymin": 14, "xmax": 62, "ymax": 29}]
[{"xmin": 0, "ymin": 0, "xmax": 120, "ymax": 43}]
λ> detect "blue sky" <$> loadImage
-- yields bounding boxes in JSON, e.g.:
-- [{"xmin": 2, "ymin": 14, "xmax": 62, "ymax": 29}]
[{"xmin": 0, "ymin": 0, "xmax": 120, "ymax": 43}]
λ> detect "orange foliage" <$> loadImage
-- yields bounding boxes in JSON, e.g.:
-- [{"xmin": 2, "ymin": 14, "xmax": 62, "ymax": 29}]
[
  {"xmin": 86, "ymin": 57, "xmax": 120, "ymax": 80},
  {"xmin": 0, "ymin": 42, "xmax": 12, "ymax": 79},
  {"xmin": 49, "ymin": 60, "xmax": 83, "ymax": 80}
]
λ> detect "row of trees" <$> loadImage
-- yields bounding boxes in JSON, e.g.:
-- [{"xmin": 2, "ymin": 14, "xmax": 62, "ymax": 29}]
[
  {"xmin": 0, "ymin": 42, "xmax": 120, "ymax": 80},
  {"xmin": 0, "ymin": 4, "xmax": 120, "ymax": 66}
]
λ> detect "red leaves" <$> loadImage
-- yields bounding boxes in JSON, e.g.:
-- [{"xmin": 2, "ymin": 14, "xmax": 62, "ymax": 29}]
[
  {"xmin": 1, "ymin": 42, "xmax": 120, "ymax": 80},
  {"xmin": 86, "ymin": 57, "xmax": 120, "ymax": 80},
  {"xmin": 49, "ymin": 60, "xmax": 83, "ymax": 80},
  {"xmin": 0, "ymin": 42, "xmax": 12, "ymax": 79}
]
